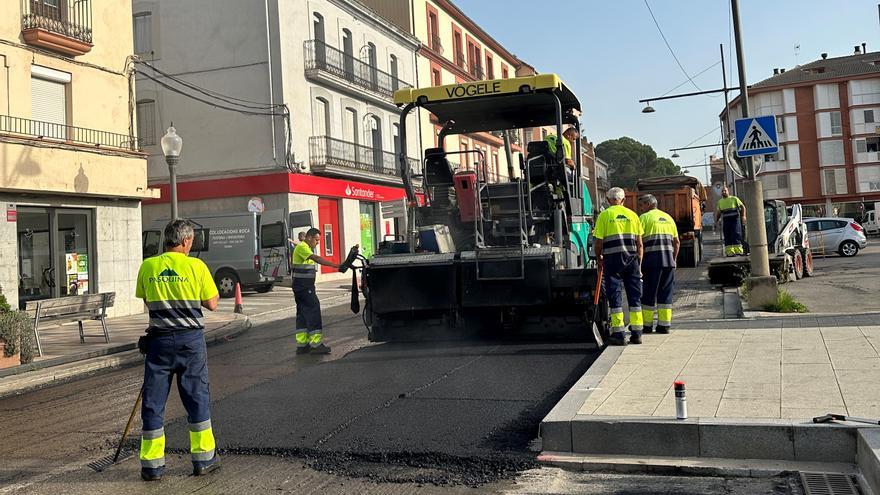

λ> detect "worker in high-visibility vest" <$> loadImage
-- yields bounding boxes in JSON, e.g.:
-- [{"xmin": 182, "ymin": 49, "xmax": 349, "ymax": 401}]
[
  {"xmin": 135, "ymin": 219, "xmax": 221, "ymax": 481},
  {"xmin": 593, "ymin": 187, "xmax": 644, "ymax": 345},
  {"xmin": 638, "ymin": 194, "xmax": 680, "ymax": 334},
  {"xmin": 715, "ymin": 185, "xmax": 746, "ymax": 256},
  {"xmin": 291, "ymin": 228, "xmax": 356, "ymax": 355}
]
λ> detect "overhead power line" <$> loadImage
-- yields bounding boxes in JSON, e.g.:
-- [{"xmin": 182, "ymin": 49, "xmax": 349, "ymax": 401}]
[{"xmin": 644, "ymin": 0, "xmax": 702, "ymax": 92}]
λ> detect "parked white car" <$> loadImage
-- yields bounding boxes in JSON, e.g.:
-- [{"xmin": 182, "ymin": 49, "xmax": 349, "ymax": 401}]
[{"xmin": 804, "ymin": 217, "xmax": 868, "ymax": 257}]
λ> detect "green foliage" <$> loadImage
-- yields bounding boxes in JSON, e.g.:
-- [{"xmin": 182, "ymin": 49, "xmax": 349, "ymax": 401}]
[
  {"xmin": 0, "ymin": 292, "xmax": 10, "ymax": 313},
  {"xmin": 595, "ymin": 137, "xmax": 683, "ymax": 189},
  {"xmin": 764, "ymin": 289, "xmax": 808, "ymax": 313},
  {"xmin": 0, "ymin": 311, "xmax": 34, "ymax": 364}
]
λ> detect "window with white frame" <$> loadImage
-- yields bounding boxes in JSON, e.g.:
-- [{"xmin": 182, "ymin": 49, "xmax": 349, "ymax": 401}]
[
  {"xmin": 776, "ymin": 115, "xmax": 785, "ymax": 133},
  {"xmin": 765, "ymin": 145, "xmax": 786, "ymax": 162},
  {"xmin": 822, "ymin": 168, "xmax": 847, "ymax": 195},
  {"xmin": 866, "ymin": 109, "xmax": 875, "ymax": 124},
  {"xmin": 136, "ymin": 99, "xmax": 156, "ymax": 146},
  {"xmin": 133, "ymin": 12, "xmax": 152, "ymax": 54},
  {"xmin": 815, "ymin": 83, "xmax": 840, "ymax": 109},
  {"xmin": 856, "ymin": 136, "xmax": 880, "ymax": 153},
  {"xmin": 856, "ymin": 165, "xmax": 880, "ymax": 192},
  {"xmin": 830, "ymin": 111, "xmax": 842, "ymax": 135},
  {"xmin": 777, "ymin": 174, "xmax": 789, "ymax": 189},
  {"xmin": 819, "ymin": 140, "xmax": 845, "ymax": 166},
  {"xmin": 31, "ymin": 66, "xmax": 70, "ymax": 140}
]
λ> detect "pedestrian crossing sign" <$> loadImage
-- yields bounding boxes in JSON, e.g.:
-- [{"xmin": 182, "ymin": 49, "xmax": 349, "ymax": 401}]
[{"xmin": 734, "ymin": 115, "xmax": 779, "ymax": 157}]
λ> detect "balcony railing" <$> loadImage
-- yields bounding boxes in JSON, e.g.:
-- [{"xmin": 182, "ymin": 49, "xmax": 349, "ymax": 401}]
[
  {"xmin": 455, "ymin": 51, "xmax": 466, "ymax": 69},
  {"xmin": 0, "ymin": 115, "xmax": 139, "ymax": 151},
  {"xmin": 21, "ymin": 0, "xmax": 93, "ymax": 56},
  {"xmin": 430, "ymin": 35, "xmax": 443, "ymax": 54},
  {"xmin": 309, "ymin": 135, "xmax": 420, "ymax": 178},
  {"xmin": 304, "ymin": 40, "xmax": 411, "ymax": 99},
  {"xmin": 470, "ymin": 63, "xmax": 484, "ymax": 80}
]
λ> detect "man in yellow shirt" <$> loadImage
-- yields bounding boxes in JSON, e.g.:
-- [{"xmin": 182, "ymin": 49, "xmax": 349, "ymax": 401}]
[
  {"xmin": 715, "ymin": 185, "xmax": 747, "ymax": 256},
  {"xmin": 135, "ymin": 219, "xmax": 220, "ymax": 481},
  {"xmin": 292, "ymin": 228, "xmax": 354, "ymax": 354},
  {"xmin": 593, "ymin": 187, "xmax": 644, "ymax": 345},
  {"xmin": 638, "ymin": 195, "xmax": 680, "ymax": 334}
]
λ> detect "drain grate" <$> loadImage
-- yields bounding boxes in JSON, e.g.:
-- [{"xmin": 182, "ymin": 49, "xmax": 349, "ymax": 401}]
[{"xmin": 800, "ymin": 472, "xmax": 861, "ymax": 495}]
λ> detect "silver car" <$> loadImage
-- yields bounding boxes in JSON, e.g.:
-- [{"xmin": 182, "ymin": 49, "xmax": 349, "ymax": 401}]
[{"xmin": 804, "ymin": 217, "xmax": 868, "ymax": 257}]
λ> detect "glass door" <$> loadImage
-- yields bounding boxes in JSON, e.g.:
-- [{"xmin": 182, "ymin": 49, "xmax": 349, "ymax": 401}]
[
  {"xmin": 17, "ymin": 208, "xmax": 54, "ymax": 308},
  {"xmin": 55, "ymin": 209, "xmax": 93, "ymax": 297}
]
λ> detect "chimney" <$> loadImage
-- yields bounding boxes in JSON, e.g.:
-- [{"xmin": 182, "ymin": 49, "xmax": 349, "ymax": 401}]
[
  {"xmin": 863, "ymin": 42, "xmax": 867, "ymax": 53},
  {"xmin": 774, "ymin": 68, "xmax": 780, "ymax": 75},
  {"xmin": 822, "ymin": 52, "xmax": 828, "ymax": 59},
  {"xmin": 780, "ymin": 68, "xmax": 786, "ymax": 73},
  {"xmin": 855, "ymin": 45, "xmax": 862, "ymax": 54}
]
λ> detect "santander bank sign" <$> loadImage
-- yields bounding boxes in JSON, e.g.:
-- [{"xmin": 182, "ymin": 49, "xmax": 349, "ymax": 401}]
[{"xmin": 345, "ymin": 184, "xmax": 380, "ymax": 200}]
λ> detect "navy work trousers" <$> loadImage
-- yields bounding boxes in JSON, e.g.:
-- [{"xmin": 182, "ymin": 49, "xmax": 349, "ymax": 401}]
[{"xmin": 142, "ymin": 329, "xmax": 212, "ymax": 440}]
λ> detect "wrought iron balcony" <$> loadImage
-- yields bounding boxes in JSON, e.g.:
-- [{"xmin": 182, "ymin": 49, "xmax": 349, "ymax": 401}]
[
  {"xmin": 455, "ymin": 51, "xmax": 466, "ymax": 69},
  {"xmin": 0, "ymin": 115, "xmax": 139, "ymax": 151},
  {"xmin": 304, "ymin": 40, "xmax": 411, "ymax": 100},
  {"xmin": 430, "ymin": 35, "xmax": 443, "ymax": 54},
  {"xmin": 470, "ymin": 63, "xmax": 484, "ymax": 80},
  {"xmin": 21, "ymin": 0, "xmax": 93, "ymax": 57},
  {"xmin": 309, "ymin": 135, "xmax": 420, "ymax": 182}
]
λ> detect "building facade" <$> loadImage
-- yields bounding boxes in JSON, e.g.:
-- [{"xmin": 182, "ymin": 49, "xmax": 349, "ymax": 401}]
[
  {"xmin": 363, "ymin": 0, "xmax": 526, "ymax": 182},
  {"xmin": 0, "ymin": 0, "xmax": 151, "ymax": 315},
  {"xmin": 136, "ymin": 0, "xmax": 421, "ymax": 273},
  {"xmin": 722, "ymin": 48, "xmax": 880, "ymax": 220}
]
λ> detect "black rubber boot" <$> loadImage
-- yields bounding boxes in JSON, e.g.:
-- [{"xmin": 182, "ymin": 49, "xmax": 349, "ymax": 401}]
[
  {"xmin": 656, "ymin": 326, "xmax": 671, "ymax": 334},
  {"xmin": 310, "ymin": 343, "xmax": 331, "ymax": 354},
  {"xmin": 193, "ymin": 456, "xmax": 221, "ymax": 476},
  {"xmin": 608, "ymin": 333, "xmax": 628, "ymax": 346},
  {"xmin": 643, "ymin": 325, "xmax": 655, "ymax": 334},
  {"xmin": 141, "ymin": 469, "xmax": 163, "ymax": 482},
  {"xmin": 295, "ymin": 346, "xmax": 310, "ymax": 354},
  {"xmin": 629, "ymin": 329, "xmax": 643, "ymax": 345}
]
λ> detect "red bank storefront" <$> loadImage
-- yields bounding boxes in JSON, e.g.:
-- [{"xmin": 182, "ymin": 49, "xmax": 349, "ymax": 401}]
[{"xmin": 144, "ymin": 173, "xmax": 409, "ymax": 273}]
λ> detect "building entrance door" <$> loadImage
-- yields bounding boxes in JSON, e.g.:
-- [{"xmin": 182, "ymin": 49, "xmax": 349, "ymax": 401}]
[
  {"xmin": 16, "ymin": 207, "xmax": 93, "ymax": 309},
  {"xmin": 317, "ymin": 198, "xmax": 341, "ymax": 274}
]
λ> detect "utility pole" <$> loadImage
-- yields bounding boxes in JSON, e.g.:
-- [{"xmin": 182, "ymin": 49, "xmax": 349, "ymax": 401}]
[
  {"xmin": 720, "ymin": 43, "xmax": 737, "ymax": 197},
  {"xmin": 731, "ymin": 0, "xmax": 777, "ymax": 305}
]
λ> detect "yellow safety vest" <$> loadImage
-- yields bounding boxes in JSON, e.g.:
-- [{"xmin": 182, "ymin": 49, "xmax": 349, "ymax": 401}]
[
  {"xmin": 594, "ymin": 204, "xmax": 643, "ymax": 267},
  {"xmin": 640, "ymin": 208, "xmax": 679, "ymax": 268},
  {"xmin": 135, "ymin": 252, "xmax": 218, "ymax": 330}
]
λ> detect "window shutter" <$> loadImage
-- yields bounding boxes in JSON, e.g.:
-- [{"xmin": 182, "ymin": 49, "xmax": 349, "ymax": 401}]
[{"xmin": 31, "ymin": 76, "xmax": 67, "ymax": 139}]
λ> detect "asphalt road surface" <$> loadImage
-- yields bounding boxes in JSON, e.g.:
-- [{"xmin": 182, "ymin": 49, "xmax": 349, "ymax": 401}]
[
  {"xmin": 0, "ymin": 300, "xmax": 803, "ymax": 494},
  {"xmin": 786, "ymin": 242, "xmax": 880, "ymax": 314}
]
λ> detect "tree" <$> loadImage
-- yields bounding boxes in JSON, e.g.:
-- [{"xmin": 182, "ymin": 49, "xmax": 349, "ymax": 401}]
[{"xmin": 595, "ymin": 137, "xmax": 682, "ymax": 189}]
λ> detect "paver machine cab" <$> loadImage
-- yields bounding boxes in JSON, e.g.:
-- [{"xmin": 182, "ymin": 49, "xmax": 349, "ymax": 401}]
[
  {"xmin": 707, "ymin": 200, "xmax": 813, "ymax": 285},
  {"xmin": 360, "ymin": 74, "xmax": 608, "ymax": 343}
]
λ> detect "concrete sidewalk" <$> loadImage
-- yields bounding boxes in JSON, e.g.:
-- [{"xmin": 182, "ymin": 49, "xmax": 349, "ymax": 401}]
[{"xmin": 540, "ymin": 318, "xmax": 880, "ymax": 482}]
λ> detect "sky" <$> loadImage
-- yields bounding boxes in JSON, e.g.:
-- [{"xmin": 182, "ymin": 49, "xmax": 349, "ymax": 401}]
[{"xmin": 454, "ymin": 0, "xmax": 880, "ymax": 184}]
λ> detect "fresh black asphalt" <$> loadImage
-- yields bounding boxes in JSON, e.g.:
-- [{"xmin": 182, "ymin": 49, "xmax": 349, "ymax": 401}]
[{"xmin": 166, "ymin": 338, "xmax": 600, "ymax": 485}]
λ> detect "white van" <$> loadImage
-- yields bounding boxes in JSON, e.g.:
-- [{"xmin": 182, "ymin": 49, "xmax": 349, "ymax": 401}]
[
  {"xmin": 865, "ymin": 210, "xmax": 879, "ymax": 236},
  {"xmin": 143, "ymin": 211, "xmax": 288, "ymax": 298}
]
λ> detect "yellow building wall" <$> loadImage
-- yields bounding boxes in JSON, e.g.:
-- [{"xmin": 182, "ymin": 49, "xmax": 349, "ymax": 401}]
[{"xmin": 0, "ymin": 0, "xmax": 148, "ymax": 198}]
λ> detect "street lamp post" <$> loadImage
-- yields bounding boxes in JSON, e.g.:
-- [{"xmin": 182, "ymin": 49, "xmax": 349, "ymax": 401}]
[
  {"xmin": 731, "ymin": 0, "xmax": 776, "ymax": 305},
  {"xmin": 161, "ymin": 125, "xmax": 183, "ymax": 220}
]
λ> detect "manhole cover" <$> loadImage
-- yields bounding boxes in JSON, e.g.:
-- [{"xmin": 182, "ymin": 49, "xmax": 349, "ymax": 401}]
[{"xmin": 799, "ymin": 472, "xmax": 862, "ymax": 495}]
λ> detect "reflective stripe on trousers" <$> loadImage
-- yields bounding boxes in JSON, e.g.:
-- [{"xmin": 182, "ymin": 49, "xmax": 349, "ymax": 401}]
[
  {"xmin": 189, "ymin": 419, "xmax": 216, "ymax": 464},
  {"xmin": 140, "ymin": 427, "xmax": 165, "ymax": 469},
  {"xmin": 605, "ymin": 258, "xmax": 643, "ymax": 334}
]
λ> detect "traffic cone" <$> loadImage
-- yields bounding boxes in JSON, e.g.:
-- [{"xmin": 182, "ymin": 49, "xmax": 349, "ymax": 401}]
[{"xmin": 233, "ymin": 282, "xmax": 244, "ymax": 314}]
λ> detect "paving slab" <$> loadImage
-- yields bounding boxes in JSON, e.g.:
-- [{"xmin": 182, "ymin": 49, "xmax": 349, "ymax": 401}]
[{"xmin": 541, "ymin": 322, "xmax": 880, "ymax": 465}]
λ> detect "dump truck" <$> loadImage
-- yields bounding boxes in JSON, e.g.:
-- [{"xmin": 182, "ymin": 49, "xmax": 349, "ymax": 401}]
[
  {"xmin": 356, "ymin": 74, "xmax": 608, "ymax": 344},
  {"xmin": 707, "ymin": 200, "xmax": 813, "ymax": 285},
  {"xmin": 624, "ymin": 176, "xmax": 706, "ymax": 267}
]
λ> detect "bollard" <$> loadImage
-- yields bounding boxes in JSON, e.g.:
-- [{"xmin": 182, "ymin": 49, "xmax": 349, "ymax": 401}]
[
  {"xmin": 674, "ymin": 380, "xmax": 687, "ymax": 419},
  {"xmin": 233, "ymin": 282, "xmax": 244, "ymax": 314}
]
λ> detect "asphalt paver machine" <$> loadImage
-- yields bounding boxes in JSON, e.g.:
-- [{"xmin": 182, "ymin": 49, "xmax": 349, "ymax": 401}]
[{"xmin": 361, "ymin": 74, "xmax": 608, "ymax": 344}]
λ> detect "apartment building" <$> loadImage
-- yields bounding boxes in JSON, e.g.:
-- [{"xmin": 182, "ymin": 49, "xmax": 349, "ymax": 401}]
[
  {"xmin": 135, "ymin": 0, "xmax": 420, "ymax": 269},
  {"xmin": 0, "ymin": 0, "xmax": 151, "ymax": 314},
  {"xmin": 722, "ymin": 46, "xmax": 880, "ymax": 219},
  {"xmin": 363, "ymin": 0, "xmax": 528, "ymax": 182}
]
